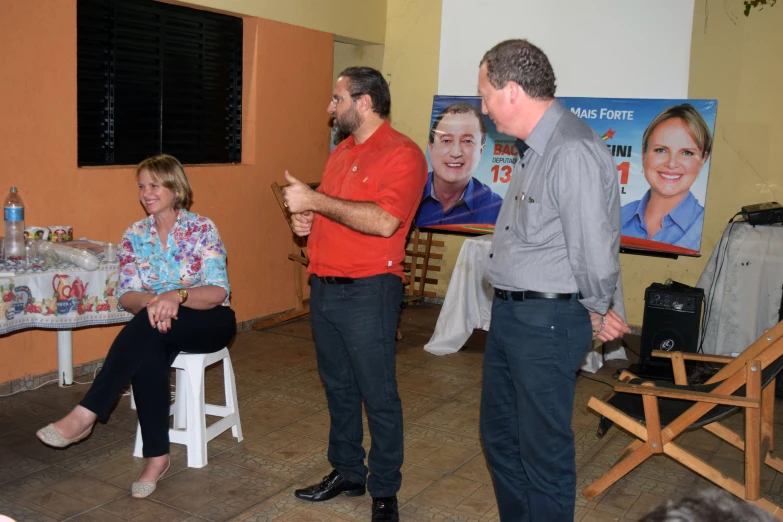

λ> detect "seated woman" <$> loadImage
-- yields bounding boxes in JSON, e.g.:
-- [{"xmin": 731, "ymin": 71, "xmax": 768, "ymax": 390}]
[{"xmin": 36, "ymin": 154, "xmax": 236, "ymax": 498}]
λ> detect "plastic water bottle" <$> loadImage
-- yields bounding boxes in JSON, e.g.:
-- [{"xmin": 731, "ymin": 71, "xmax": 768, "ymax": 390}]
[{"xmin": 3, "ymin": 187, "xmax": 25, "ymax": 262}]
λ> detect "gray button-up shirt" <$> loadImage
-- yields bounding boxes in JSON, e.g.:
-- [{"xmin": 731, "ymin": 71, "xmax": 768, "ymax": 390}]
[{"xmin": 486, "ymin": 100, "xmax": 621, "ymax": 315}]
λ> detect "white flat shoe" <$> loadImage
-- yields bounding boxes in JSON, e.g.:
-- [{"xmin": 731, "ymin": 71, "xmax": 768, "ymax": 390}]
[
  {"xmin": 36, "ymin": 423, "xmax": 93, "ymax": 448},
  {"xmin": 131, "ymin": 457, "xmax": 171, "ymax": 499}
]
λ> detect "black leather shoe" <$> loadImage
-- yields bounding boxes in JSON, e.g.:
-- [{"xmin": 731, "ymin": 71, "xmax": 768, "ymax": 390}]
[
  {"xmin": 372, "ymin": 496, "xmax": 399, "ymax": 522},
  {"xmin": 294, "ymin": 469, "xmax": 366, "ymax": 502}
]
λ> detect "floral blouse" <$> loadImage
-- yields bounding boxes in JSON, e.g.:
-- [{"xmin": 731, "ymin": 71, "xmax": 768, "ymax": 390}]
[{"xmin": 118, "ymin": 209, "xmax": 231, "ymax": 306}]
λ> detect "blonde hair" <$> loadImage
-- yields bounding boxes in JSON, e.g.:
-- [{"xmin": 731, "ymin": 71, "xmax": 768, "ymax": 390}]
[
  {"xmin": 642, "ymin": 104, "xmax": 713, "ymax": 159},
  {"xmin": 136, "ymin": 154, "xmax": 193, "ymax": 211}
]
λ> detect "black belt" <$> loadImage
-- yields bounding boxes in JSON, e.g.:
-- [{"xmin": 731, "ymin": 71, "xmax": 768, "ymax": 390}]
[
  {"xmin": 494, "ymin": 289, "xmax": 579, "ymax": 301},
  {"xmin": 316, "ymin": 276, "xmax": 354, "ymax": 284}
]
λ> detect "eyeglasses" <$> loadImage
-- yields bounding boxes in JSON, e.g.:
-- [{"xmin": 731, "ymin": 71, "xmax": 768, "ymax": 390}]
[{"xmin": 331, "ymin": 94, "xmax": 360, "ymax": 106}]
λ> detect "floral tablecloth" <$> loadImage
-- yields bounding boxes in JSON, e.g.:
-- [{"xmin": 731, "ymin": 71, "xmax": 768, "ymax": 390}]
[{"xmin": 0, "ymin": 249, "xmax": 132, "ymax": 335}]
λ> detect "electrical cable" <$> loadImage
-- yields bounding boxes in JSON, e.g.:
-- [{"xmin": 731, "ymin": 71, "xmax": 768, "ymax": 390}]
[
  {"xmin": 577, "ymin": 371, "xmax": 615, "ymax": 389},
  {"xmin": 0, "ymin": 363, "xmax": 101, "ymax": 397},
  {"xmin": 624, "ymin": 345, "xmax": 640, "ymax": 358}
]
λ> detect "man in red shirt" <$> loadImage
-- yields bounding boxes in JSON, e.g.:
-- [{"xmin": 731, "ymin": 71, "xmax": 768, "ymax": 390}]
[{"xmin": 282, "ymin": 67, "xmax": 427, "ymax": 522}]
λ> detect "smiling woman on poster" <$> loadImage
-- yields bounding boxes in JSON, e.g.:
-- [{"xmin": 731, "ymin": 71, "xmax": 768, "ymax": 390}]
[{"xmin": 620, "ymin": 104, "xmax": 713, "ymax": 251}]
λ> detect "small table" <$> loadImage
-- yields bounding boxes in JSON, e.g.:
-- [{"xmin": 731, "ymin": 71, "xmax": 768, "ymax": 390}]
[
  {"xmin": 424, "ymin": 235, "xmax": 627, "ymax": 372},
  {"xmin": 0, "ymin": 244, "xmax": 133, "ymax": 386}
]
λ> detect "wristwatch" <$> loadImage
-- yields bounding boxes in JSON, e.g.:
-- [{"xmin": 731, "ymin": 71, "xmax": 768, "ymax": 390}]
[{"xmin": 177, "ymin": 288, "xmax": 189, "ymax": 304}]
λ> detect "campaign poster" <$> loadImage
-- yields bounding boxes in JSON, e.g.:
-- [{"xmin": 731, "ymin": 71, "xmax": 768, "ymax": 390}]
[
  {"xmin": 415, "ymin": 96, "xmax": 510, "ymax": 234},
  {"xmin": 416, "ymin": 95, "xmax": 717, "ymax": 256}
]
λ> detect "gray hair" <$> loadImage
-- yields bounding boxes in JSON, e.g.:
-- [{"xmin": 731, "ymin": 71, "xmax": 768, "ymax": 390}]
[
  {"xmin": 480, "ymin": 39, "xmax": 556, "ymax": 100},
  {"xmin": 638, "ymin": 488, "xmax": 777, "ymax": 522}
]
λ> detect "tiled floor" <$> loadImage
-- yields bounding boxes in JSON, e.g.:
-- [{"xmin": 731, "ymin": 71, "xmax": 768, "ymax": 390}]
[{"xmin": 0, "ymin": 303, "xmax": 781, "ymax": 521}]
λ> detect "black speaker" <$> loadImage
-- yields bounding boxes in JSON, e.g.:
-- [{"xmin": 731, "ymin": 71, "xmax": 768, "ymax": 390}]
[{"xmin": 640, "ymin": 282, "xmax": 704, "ymax": 371}]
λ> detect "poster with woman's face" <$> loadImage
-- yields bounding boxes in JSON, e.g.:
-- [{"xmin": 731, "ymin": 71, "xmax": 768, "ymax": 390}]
[
  {"xmin": 417, "ymin": 95, "xmax": 717, "ymax": 256},
  {"xmin": 558, "ymin": 98, "xmax": 717, "ymax": 256}
]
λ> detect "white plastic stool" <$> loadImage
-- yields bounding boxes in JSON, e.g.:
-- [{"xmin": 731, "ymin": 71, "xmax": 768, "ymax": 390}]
[{"xmin": 131, "ymin": 347, "xmax": 242, "ymax": 468}]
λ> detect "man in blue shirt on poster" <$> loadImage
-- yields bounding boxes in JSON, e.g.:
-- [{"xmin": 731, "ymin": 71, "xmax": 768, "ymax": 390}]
[{"xmin": 415, "ymin": 102, "xmax": 503, "ymax": 227}]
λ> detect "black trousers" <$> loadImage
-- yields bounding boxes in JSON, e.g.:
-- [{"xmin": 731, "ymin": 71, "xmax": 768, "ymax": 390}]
[
  {"xmin": 480, "ymin": 296, "xmax": 591, "ymax": 522},
  {"xmin": 309, "ymin": 274, "xmax": 404, "ymax": 498},
  {"xmin": 80, "ymin": 305, "xmax": 236, "ymax": 457}
]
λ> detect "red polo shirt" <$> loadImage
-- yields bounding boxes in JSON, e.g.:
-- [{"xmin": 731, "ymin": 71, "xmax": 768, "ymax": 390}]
[{"xmin": 307, "ymin": 121, "xmax": 427, "ymax": 279}]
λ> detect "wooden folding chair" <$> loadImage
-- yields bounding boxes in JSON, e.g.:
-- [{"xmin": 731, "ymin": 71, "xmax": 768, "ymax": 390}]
[
  {"xmin": 252, "ymin": 182, "xmax": 313, "ymax": 331},
  {"xmin": 583, "ymin": 321, "xmax": 783, "ymax": 519}
]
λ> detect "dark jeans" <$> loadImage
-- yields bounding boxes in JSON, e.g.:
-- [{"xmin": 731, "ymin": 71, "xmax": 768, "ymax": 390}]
[
  {"xmin": 480, "ymin": 296, "xmax": 592, "ymax": 522},
  {"xmin": 80, "ymin": 305, "xmax": 236, "ymax": 457},
  {"xmin": 309, "ymin": 274, "xmax": 404, "ymax": 498}
]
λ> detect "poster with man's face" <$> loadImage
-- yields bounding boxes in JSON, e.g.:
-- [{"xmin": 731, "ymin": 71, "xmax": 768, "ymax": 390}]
[
  {"xmin": 414, "ymin": 96, "xmax": 509, "ymax": 234},
  {"xmin": 415, "ymin": 95, "xmax": 717, "ymax": 256}
]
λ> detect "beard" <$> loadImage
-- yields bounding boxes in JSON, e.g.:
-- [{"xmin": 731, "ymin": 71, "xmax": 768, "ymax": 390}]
[
  {"xmin": 330, "ymin": 117, "xmax": 348, "ymax": 146},
  {"xmin": 333, "ymin": 105, "xmax": 362, "ymax": 138}
]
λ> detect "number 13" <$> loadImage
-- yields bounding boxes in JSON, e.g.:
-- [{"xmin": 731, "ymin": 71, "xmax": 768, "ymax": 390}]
[{"xmin": 491, "ymin": 165, "xmax": 512, "ymax": 183}]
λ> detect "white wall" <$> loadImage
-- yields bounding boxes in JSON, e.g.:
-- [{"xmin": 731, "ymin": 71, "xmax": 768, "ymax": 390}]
[{"xmin": 439, "ymin": 0, "xmax": 694, "ymax": 98}]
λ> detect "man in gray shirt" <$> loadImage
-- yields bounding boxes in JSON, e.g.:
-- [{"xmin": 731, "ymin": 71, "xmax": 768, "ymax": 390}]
[{"xmin": 476, "ymin": 39, "xmax": 630, "ymax": 521}]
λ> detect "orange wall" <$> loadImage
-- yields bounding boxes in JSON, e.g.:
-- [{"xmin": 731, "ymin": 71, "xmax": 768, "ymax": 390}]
[{"xmin": 0, "ymin": 1, "xmax": 333, "ymax": 382}]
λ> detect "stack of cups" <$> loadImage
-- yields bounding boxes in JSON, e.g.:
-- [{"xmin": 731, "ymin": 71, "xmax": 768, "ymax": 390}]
[{"xmin": 36, "ymin": 241, "xmax": 99, "ymax": 270}]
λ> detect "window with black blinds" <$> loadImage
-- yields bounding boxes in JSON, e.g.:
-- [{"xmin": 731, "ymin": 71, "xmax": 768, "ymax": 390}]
[{"xmin": 77, "ymin": 0, "xmax": 243, "ymax": 166}]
